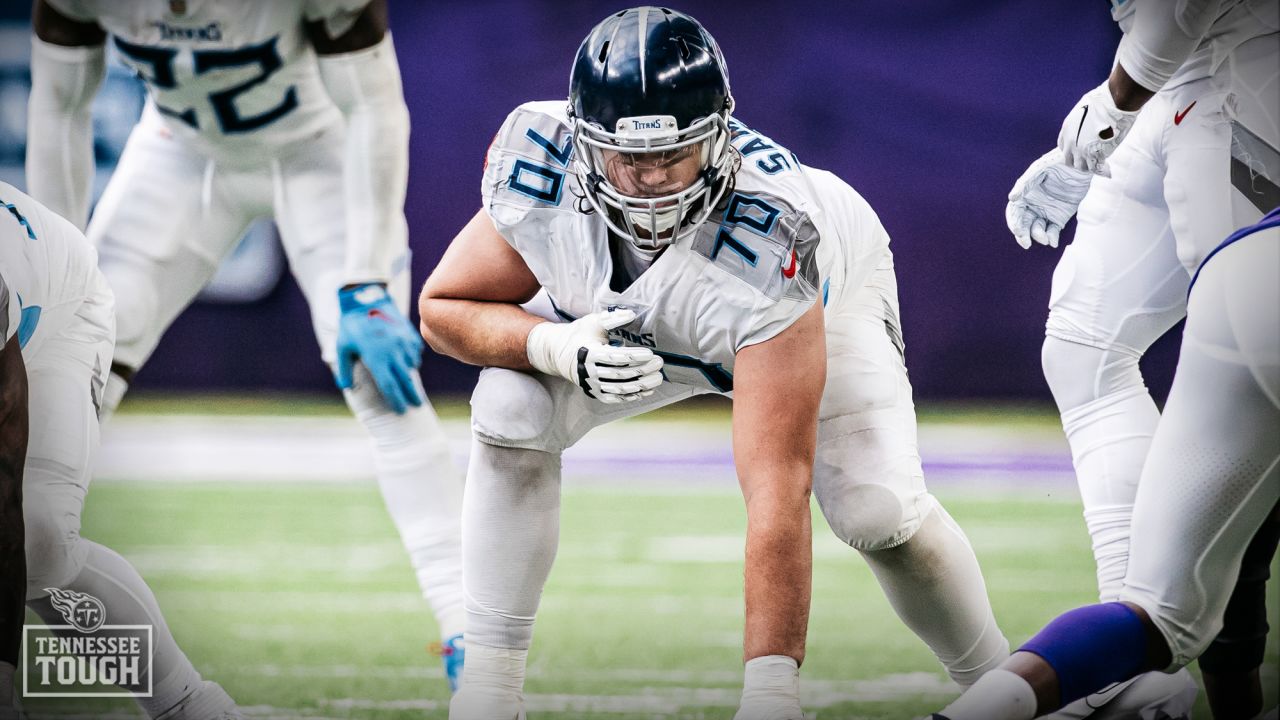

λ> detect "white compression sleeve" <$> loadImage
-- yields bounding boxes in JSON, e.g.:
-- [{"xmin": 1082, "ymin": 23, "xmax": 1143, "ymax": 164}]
[
  {"xmin": 1116, "ymin": 0, "xmax": 1221, "ymax": 92},
  {"xmin": 316, "ymin": 33, "xmax": 411, "ymax": 286},
  {"xmin": 25, "ymin": 35, "xmax": 105, "ymax": 231}
]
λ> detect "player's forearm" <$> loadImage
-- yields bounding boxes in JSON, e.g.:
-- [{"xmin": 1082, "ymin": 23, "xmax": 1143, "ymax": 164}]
[
  {"xmin": 418, "ymin": 296, "xmax": 541, "ymax": 370},
  {"xmin": 1115, "ymin": 0, "xmax": 1220, "ymax": 100},
  {"xmin": 740, "ymin": 465, "xmax": 813, "ymax": 664},
  {"xmin": 25, "ymin": 36, "xmax": 104, "ymax": 231},
  {"xmin": 317, "ymin": 35, "xmax": 411, "ymax": 285}
]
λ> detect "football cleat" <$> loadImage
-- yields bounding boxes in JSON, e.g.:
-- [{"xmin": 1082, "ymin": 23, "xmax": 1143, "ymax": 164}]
[
  {"xmin": 1044, "ymin": 668, "xmax": 1196, "ymax": 720},
  {"xmin": 155, "ymin": 681, "xmax": 244, "ymax": 720},
  {"xmin": 431, "ymin": 633, "xmax": 465, "ymax": 694}
]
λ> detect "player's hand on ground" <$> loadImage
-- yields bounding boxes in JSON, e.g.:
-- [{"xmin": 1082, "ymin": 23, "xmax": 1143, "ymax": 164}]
[
  {"xmin": 1058, "ymin": 80, "xmax": 1139, "ymax": 177},
  {"xmin": 335, "ymin": 283, "xmax": 425, "ymax": 414},
  {"xmin": 1006, "ymin": 148, "xmax": 1093, "ymax": 249},
  {"xmin": 525, "ymin": 308, "xmax": 663, "ymax": 404}
]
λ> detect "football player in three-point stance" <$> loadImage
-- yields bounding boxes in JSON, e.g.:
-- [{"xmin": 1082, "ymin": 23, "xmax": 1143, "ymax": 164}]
[
  {"xmin": 24, "ymin": 0, "xmax": 467, "ymax": 691},
  {"xmin": 936, "ymin": 1, "xmax": 1279, "ymax": 718},
  {"xmin": 419, "ymin": 7, "xmax": 1013, "ymax": 719},
  {"xmin": 0, "ymin": 181, "xmax": 241, "ymax": 718}
]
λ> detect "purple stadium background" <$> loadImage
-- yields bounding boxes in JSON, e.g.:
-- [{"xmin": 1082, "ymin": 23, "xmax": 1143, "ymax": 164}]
[{"xmin": 32, "ymin": 2, "xmax": 1185, "ymax": 402}]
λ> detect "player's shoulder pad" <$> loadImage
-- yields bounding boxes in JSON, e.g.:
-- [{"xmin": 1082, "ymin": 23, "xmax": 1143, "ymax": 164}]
[
  {"xmin": 482, "ymin": 101, "xmax": 577, "ymax": 227},
  {"xmin": 693, "ymin": 186, "xmax": 821, "ymax": 306},
  {"xmin": 690, "ymin": 118, "xmax": 820, "ymax": 304}
]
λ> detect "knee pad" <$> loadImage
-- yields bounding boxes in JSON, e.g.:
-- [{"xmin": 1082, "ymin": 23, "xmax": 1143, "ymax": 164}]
[
  {"xmin": 1041, "ymin": 335, "xmax": 1146, "ymax": 413},
  {"xmin": 23, "ymin": 480, "xmax": 88, "ymax": 599},
  {"xmin": 813, "ymin": 410, "xmax": 929, "ymax": 551},
  {"xmin": 470, "ymin": 369, "xmax": 556, "ymax": 450}
]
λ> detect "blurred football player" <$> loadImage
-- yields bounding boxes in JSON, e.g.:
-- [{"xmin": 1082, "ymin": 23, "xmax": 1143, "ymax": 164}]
[
  {"xmin": 1003, "ymin": 0, "xmax": 1277, "ymax": 716},
  {"xmin": 931, "ymin": 205, "xmax": 1280, "ymax": 720},
  {"xmin": 418, "ymin": 7, "xmax": 1012, "ymax": 719},
  {"xmin": 0, "ymin": 181, "xmax": 243, "ymax": 717},
  {"xmin": 24, "ymin": 0, "xmax": 466, "ymax": 689}
]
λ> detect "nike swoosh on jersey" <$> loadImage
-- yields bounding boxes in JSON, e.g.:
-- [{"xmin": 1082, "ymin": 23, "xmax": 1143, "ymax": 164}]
[
  {"xmin": 1075, "ymin": 105, "xmax": 1090, "ymax": 143},
  {"xmin": 1174, "ymin": 100, "xmax": 1197, "ymax": 126},
  {"xmin": 781, "ymin": 249, "xmax": 797, "ymax": 278}
]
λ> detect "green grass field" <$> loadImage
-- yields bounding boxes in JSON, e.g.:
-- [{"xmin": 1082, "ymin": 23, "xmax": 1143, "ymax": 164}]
[{"xmin": 15, "ymin": 403, "xmax": 1280, "ymax": 719}]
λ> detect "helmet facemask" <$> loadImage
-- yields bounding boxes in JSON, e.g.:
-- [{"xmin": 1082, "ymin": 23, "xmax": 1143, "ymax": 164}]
[{"xmin": 572, "ymin": 109, "xmax": 735, "ymax": 250}]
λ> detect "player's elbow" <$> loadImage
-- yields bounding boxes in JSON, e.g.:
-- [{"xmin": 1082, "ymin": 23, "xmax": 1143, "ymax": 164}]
[{"xmin": 416, "ymin": 291, "xmax": 451, "ymax": 355}]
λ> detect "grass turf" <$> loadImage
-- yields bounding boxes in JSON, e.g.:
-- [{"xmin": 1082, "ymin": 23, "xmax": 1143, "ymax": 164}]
[{"xmin": 19, "ymin": 480, "xmax": 1279, "ymax": 719}]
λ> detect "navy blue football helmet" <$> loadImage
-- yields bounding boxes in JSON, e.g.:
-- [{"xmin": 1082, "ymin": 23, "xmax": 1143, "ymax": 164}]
[{"xmin": 568, "ymin": 7, "xmax": 736, "ymax": 249}]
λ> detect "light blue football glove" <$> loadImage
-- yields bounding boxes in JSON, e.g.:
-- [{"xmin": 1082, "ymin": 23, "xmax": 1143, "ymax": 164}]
[{"xmin": 335, "ymin": 283, "xmax": 424, "ymax": 414}]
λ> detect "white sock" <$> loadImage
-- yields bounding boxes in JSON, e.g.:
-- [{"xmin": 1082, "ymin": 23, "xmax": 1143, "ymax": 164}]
[
  {"xmin": 461, "ymin": 440, "xmax": 561, "ymax": 650},
  {"xmin": 346, "ymin": 367, "xmax": 466, "ymax": 640},
  {"xmin": 939, "ymin": 668, "xmax": 1037, "ymax": 720},
  {"xmin": 1060, "ymin": 387, "xmax": 1156, "ymax": 601},
  {"xmin": 460, "ymin": 643, "xmax": 526, "ymax": 696},
  {"xmin": 861, "ymin": 506, "xmax": 1011, "ymax": 686}
]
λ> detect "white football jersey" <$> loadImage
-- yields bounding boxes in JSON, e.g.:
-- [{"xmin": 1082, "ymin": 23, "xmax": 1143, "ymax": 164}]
[
  {"xmin": 482, "ymin": 101, "xmax": 890, "ymax": 394},
  {"xmin": 0, "ymin": 181, "xmax": 101, "ymax": 360},
  {"xmin": 1111, "ymin": 0, "xmax": 1279, "ymax": 89},
  {"xmin": 45, "ymin": 0, "xmax": 368, "ymax": 159}
]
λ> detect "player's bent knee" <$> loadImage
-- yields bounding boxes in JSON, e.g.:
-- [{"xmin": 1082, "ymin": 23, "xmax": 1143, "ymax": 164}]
[
  {"xmin": 1041, "ymin": 335, "xmax": 1143, "ymax": 412},
  {"xmin": 22, "ymin": 502, "xmax": 86, "ymax": 598},
  {"xmin": 470, "ymin": 368, "xmax": 556, "ymax": 449},
  {"xmin": 814, "ymin": 481, "xmax": 911, "ymax": 551}
]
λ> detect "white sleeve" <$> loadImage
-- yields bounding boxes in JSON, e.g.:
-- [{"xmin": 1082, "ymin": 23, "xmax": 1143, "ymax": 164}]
[
  {"xmin": 304, "ymin": 0, "xmax": 372, "ymax": 40},
  {"xmin": 316, "ymin": 33, "xmax": 410, "ymax": 286},
  {"xmin": 1117, "ymin": 0, "xmax": 1223, "ymax": 91},
  {"xmin": 24, "ymin": 35, "xmax": 105, "ymax": 232}
]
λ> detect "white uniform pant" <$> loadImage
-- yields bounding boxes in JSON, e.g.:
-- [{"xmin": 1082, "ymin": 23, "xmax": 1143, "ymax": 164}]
[
  {"xmin": 88, "ymin": 107, "xmax": 412, "ymax": 372},
  {"xmin": 1046, "ymin": 63, "xmax": 1276, "ymax": 353},
  {"xmin": 23, "ymin": 263, "xmax": 114, "ymax": 596},
  {"xmin": 471, "ymin": 260, "xmax": 934, "ymax": 551},
  {"xmin": 1119, "ymin": 230, "xmax": 1280, "ymax": 669}
]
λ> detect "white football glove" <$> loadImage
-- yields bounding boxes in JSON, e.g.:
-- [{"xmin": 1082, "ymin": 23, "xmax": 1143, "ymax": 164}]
[
  {"xmin": 1006, "ymin": 148, "xmax": 1093, "ymax": 249},
  {"xmin": 526, "ymin": 308, "xmax": 663, "ymax": 404},
  {"xmin": 1057, "ymin": 80, "xmax": 1140, "ymax": 177}
]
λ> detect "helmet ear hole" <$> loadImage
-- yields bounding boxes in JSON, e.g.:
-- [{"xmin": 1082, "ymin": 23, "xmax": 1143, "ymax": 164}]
[
  {"xmin": 598, "ymin": 40, "xmax": 610, "ymax": 63},
  {"xmin": 676, "ymin": 36, "xmax": 692, "ymax": 61}
]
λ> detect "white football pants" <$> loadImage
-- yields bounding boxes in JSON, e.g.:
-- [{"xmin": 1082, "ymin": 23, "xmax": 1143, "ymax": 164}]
[
  {"xmin": 1120, "ymin": 227, "xmax": 1280, "ymax": 669},
  {"xmin": 1042, "ymin": 35, "xmax": 1280, "ymax": 602},
  {"xmin": 461, "ymin": 255, "xmax": 1007, "ymax": 690},
  {"xmin": 87, "ymin": 105, "xmax": 465, "ymax": 639}
]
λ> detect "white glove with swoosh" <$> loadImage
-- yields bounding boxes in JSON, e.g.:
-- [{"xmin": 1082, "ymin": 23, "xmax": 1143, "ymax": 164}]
[{"xmin": 1057, "ymin": 80, "xmax": 1140, "ymax": 177}]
